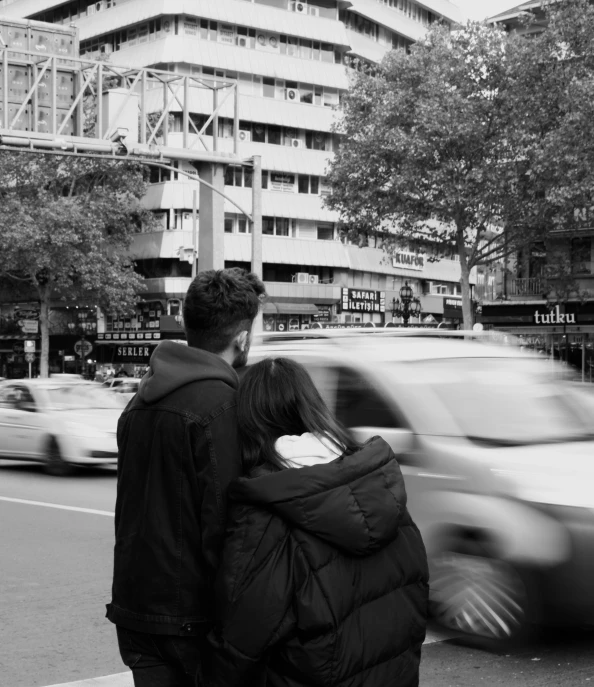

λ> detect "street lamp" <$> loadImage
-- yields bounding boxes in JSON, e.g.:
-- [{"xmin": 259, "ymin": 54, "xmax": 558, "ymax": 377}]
[
  {"xmin": 391, "ymin": 281, "xmax": 422, "ymax": 327},
  {"xmin": 68, "ymin": 309, "xmax": 96, "ymax": 377}
]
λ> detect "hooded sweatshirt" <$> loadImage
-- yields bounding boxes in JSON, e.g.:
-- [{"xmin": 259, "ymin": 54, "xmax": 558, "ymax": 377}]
[
  {"xmin": 107, "ymin": 340, "xmax": 243, "ymax": 636},
  {"xmin": 209, "ymin": 436, "xmax": 429, "ymax": 687}
]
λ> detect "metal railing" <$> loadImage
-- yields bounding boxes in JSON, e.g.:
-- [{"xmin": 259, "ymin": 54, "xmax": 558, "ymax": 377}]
[{"xmin": 509, "ymin": 277, "xmax": 544, "ymax": 297}]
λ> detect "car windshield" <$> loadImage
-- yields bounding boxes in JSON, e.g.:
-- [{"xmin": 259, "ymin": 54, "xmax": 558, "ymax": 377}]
[
  {"xmin": 409, "ymin": 357, "xmax": 592, "ymax": 446},
  {"xmin": 45, "ymin": 384, "xmax": 124, "ymax": 410}
]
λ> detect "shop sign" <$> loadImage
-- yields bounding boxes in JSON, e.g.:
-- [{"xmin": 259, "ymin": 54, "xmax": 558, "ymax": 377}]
[
  {"xmin": 74, "ymin": 340, "xmax": 93, "ymax": 357},
  {"xmin": 270, "ymin": 173, "xmax": 295, "ymax": 192},
  {"xmin": 534, "ymin": 305, "xmax": 576, "ymax": 325},
  {"xmin": 314, "ymin": 306, "xmax": 331, "ymax": 322},
  {"xmin": 392, "ymin": 252, "xmax": 425, "ymax": 271},
  {"xmin": 312, "ymin": 322, "xmax": 376, "ymax": 329},
  {"xmin": 21, "ymin": 320, "xmax": 39, "ymax": 334},
  {"xmin": 443, "ymin": 297, "xmax": 463, "ymax": 319},
  {"xmin": 114, "ymin": 345, "xmax": 154, "ymax": 363},
  {"xmin": 341, "ymin": 288, "xmax": 385, "ymax": 313},
  {"xmin": 14, "ymin": 308, "xmax": 39, "ymax": 320}
]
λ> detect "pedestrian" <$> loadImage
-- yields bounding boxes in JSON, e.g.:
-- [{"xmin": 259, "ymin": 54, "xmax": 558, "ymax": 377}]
[
  {"xmin": 206, "ymin": 357, "xmax": 429, "ymax": 687},
  {"xmin": 106, "ymin": 268, "xmax": 266, "ymax": 686}
]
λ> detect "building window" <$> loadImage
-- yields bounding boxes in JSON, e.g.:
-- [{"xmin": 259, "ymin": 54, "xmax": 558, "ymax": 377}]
[
  {"xmin": 571, "ymin": 238, "xmax": 592, "ymax": 274},
  {"xmin": 317, "ymin": 224, "xmax": 334, "ymax": 241}
]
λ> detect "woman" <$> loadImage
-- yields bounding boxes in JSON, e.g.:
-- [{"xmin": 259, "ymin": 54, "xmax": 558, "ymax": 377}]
[{"xmin": 207, "ymin": 358, "xmax": 429, "ymax": 687}]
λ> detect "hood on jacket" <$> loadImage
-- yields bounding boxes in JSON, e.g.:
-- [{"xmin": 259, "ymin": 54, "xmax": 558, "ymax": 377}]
[
  {"xmin": 275, "ymin": 432, "xmax": 343, "ymax": 470},
  {"xmin": 231, "ymin": 436, "xmax": 407, "ymax": 557},
  {"xmin": 138, "ymin": 340, "xmax": 238, "ymax": 404}
]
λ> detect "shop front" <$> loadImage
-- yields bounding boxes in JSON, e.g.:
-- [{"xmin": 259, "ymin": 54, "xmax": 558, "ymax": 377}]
[
  {"xmin": 95, "ymin": 314, "xmax": 185, "ymax": 377},
  {"xmin": 262, "ymin": 302, "xmax": 323, "ymax": 332},
  {"xmin": 481, "ymin": 301, "xmax": 594, "ymax": 379}
]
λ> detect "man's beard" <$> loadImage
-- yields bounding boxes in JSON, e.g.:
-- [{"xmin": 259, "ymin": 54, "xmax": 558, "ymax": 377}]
[{"xmin": 232, "ymin": 333, "xmax": 251, "ymax": 369}]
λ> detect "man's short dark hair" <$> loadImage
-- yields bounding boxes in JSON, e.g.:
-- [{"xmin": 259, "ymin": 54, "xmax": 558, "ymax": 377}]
[{"xmin": 183, "ymin": 268, "xmax": 266, "ymax": 353}]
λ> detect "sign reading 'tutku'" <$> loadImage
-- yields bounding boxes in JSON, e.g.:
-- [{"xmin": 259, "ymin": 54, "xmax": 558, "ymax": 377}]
[{"xmin": 534, "ymin": 305, "xmax": 576, "ymax": 325}]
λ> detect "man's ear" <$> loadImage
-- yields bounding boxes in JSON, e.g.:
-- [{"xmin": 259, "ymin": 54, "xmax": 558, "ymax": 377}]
[{"xmin": 235, "ymin": 330, "xmax": 249, "ymax": 352}]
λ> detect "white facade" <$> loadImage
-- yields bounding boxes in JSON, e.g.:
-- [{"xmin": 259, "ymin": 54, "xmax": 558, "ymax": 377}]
[{"xmin": 1, "ymin": 0, "xmax": 469, "ymax": 329}]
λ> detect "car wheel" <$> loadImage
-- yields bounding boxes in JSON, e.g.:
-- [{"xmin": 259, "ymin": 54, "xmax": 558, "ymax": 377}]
[
  {"xmin": 44, "ymin": 437, "xmax": 74, "ymax": 477},
  {"xmin": 429, "ymin": 547, "xmax": 534, "ymax": 647}
]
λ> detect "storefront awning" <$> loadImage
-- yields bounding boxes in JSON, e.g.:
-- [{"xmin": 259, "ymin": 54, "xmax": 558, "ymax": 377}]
[{"xmin": 263, "ymin": 302, "xmax": 319, "ymax": 315}]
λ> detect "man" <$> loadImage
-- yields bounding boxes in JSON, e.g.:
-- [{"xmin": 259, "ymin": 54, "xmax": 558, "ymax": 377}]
[{"xmin": 106, "ymin": 268, "xmax": 265, "ymax": 686}]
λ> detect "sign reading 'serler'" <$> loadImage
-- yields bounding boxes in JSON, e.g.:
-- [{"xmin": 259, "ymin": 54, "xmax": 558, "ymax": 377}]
[
  {"xmin": 341, "ymin": 288, "xmax": 385, "ymax": 313},
  {"xmin": 114, "ymin": 345, "xmax": 154, "ymax": 363}
]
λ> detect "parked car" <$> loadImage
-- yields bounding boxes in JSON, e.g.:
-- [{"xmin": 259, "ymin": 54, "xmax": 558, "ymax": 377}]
[
  {"xmin": 250, "ymin": 330, "xmax": 594, "ymax": 646},
  {"xmin": 0, "ymin": 379, "xmax": 123, "ymax": 475}
]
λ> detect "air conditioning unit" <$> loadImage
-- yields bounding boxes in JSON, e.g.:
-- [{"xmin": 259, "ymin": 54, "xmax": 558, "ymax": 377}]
[
  {"xmin": 100, "ymin": 44, "xmax": 113, "ymax": 54},
  {"xmin": 237, "ymin": 36, "xmax": 248, "ymax": 47},
  {"xmin": 292, "ymin": 1, "xmax": 308, "ymax": 13},
  {"xmin": 296, "ymin": 272, "xmax": 310, "ymax": 284},
  {"xmin": 239, "ymin": 130, "xmax": 251, "ymax": 142},
  {"xmin": 286, "ymin": 88, "xmax": 300, "ymax": 102},
  {"xmin": 87, "ymin": 4, "xmax": 97, "ymax": 15},
  {"xmin": 309, "ymin": 274, "xmax": 319, "ymax": 284},
  {"xmin": 308, "ymin": 6, "xmax": 320, "ymax": 16},
  {"xmin": 291, "ymin": 138, "xmax": 303, "ymax": 148},
  {"xmin": 95, "ymin": 1, "xmax": 103, "ymax": 12}
]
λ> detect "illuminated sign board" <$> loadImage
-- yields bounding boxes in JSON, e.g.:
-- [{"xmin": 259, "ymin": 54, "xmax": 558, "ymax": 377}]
[{"xmin": 341, "ymin": 288, "xmax": 385, "ymax": 313}]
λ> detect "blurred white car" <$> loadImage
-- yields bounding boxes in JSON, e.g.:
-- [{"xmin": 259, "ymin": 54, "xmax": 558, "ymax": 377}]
[
  {"xmin": 251, "ymin": 330, "xmax": 594, "ymax": 646},
  {"xmin": 102, "ymin": 377, "xmax": 141, "ymax": 402},
  {"xmin": 0, "ymin": 379, "xmax": 123, "ymax": 475}
]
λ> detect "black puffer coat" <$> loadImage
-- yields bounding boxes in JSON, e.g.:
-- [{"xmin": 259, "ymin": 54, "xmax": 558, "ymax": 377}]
[{"xmin": 207, "ymin": 436, "xmax": 429, "ymax": 687}]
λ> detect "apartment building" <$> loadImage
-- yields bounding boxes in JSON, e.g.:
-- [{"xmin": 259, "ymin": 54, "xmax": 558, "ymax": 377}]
[{"xmin": 0, "ymin": 0, "xmax": 468, "ymax": 371}]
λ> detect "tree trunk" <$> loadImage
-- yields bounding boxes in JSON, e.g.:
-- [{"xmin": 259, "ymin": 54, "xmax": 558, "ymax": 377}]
[
  {"xmin": 39, "ymin": 288, "xmax": 50, "ymax": 378},
  {"xmin": 459, "ymin": 260, "xmax": 474, "ymax": 331}
]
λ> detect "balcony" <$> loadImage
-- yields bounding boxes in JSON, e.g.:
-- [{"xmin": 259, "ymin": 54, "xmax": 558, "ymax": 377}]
[{"xmin": 509, "ymin": 278, "xmax": 545, "ymax": 298}]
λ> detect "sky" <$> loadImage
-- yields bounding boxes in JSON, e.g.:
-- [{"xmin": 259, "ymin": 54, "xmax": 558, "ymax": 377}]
[{"xmin": 454, "ymin": 0, "xmax": 525, "ymax": 21}]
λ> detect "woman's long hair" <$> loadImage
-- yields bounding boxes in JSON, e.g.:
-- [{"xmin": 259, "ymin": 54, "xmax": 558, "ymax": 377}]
[{"xmin": 238, "ymin": 357, "xmax": 360, "ymax": 473}]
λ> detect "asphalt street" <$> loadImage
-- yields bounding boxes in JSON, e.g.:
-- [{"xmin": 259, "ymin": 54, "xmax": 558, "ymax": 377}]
[{"xmin": 1, "ymin": 461, "xmax": 593, "ymax": 687}]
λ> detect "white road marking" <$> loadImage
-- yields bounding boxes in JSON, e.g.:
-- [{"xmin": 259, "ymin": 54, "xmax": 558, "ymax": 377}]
[
  {"xmin": 38, "ymin": 630, "xmax": 459, "ymax": 686},
  {"xmin": 0, "ymin": 496, "xmax": 114, "ymax": 517},
  {"xmin": 39, "ymin": 674, "xmax": 132, "ymax": 687}
]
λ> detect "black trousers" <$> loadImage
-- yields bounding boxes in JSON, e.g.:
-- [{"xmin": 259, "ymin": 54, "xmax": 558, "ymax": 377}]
[{"xmin": 116, "ymin": 626, "xmax": 206, "ymax": 687}]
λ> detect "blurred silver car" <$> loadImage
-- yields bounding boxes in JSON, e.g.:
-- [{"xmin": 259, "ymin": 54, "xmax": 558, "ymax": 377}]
[
  {"xmin": 0, "ymin": 379, "xmax": 123, "ymax": 475},
  {"xmin": 251, "ymin": 330, "xmax": 594, "ymax": 646}
]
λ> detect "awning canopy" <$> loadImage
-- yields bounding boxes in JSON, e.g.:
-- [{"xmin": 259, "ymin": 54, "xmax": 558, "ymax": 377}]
[{"xmin": 263, "ymin": 302, "xmax": 319, "ymax": 315}]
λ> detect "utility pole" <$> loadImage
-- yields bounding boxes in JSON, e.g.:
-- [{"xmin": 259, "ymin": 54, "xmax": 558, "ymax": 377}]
[
  {"xmin": 251, "ymin": 155, "xmax": 263, "ymax": 334},
  {"xmin": 192, "ymin": 189, "xmax": 198, "ymax": 279}
]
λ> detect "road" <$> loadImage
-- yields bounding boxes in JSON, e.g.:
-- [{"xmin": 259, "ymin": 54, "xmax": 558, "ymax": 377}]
[{"xmin": 1, "ymin": 461, "xmax": 593, "ymax": 687}]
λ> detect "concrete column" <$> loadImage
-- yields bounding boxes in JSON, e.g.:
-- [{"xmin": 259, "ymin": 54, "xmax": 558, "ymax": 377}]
[
  {"xmin": 251, "ymin": 156, "xmax": 263, "ymax": 334},
  {"xmin": 197, "ymin": 163, "xmax": 226, "ymax": 272}
]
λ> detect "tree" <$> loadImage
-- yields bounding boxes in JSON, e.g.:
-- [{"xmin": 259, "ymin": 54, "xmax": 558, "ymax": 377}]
[
  {"xmin": 326, "ymin": 21, "xmax": 566, "ymax": 329},
  {"xmin": 0, "ymin": 152, "xmax": 154, "ymax": 377}
]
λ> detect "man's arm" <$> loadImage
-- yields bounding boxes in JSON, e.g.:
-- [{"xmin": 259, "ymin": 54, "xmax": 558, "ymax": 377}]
[{"xmin": 200, "ymin": 403, "xmax": 242, "ymax": 572}]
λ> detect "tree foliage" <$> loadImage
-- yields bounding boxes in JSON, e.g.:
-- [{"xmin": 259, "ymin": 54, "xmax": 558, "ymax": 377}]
[
  {"xmin": 327, "ymin": 1, "xmax": 594, "ymax": 328},
  {"xmin": 0, "ymin": 151, "xmax": 154, "ymax": 376}
]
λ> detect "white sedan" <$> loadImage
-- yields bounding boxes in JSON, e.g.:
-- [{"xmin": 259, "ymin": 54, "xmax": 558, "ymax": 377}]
[{"xmin": 0, "ymin": 379, "xmax": 124, "ymax": 475}]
